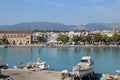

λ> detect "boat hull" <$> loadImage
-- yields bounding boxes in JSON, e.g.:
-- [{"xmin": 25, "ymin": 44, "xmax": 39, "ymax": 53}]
[
  {"xmin": 25, "ymin": 61, "xmax": 49, "ymax": 70},
  {"xmin": 73, "ymin": 66, "xmax": 94, "ymax": 76}
]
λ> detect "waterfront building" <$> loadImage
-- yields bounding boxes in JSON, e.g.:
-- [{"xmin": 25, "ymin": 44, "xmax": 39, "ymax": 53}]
[
  {"xmin": 102, "ymin": 30, "xmax": 113, "ymax": 37},
  {"xmin": 74, "ymin": 32, "xmax": 81, "ymax": 36},
  {"xmin": 92, "ymin": 30, "xmax": 101, "ymax": 34},
  {"xmin": 67, "ymin": 31, "xmax": 82, "ymax": 38},
  {"xmin": 33, "ymin": 32, "xmax": 43, "ymax": 42},
  {"xmin": 47, "ymin": 32, "xmax": 59, "ymax": 43},
  {"xmin": 67, "ymin": 31, "xmax": 75, "ymax": 39},
  {"xmin": 33, "ymin": 31, "xmax": 60, "ymax": 44},
  {"xmin": 0, "ymin": 31, "xmax": 32, "ymax": 45}
]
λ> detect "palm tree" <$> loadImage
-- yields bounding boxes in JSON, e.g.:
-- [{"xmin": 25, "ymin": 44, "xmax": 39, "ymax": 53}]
[{"xmin": 1, "ymin": 36, "xmax": 8, "ymax": 44}]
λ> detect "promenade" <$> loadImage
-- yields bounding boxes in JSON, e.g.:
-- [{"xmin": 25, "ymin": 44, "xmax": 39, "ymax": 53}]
[{"xmin": 0, "ymin": 44, "xmax": 119, "ymax": 48}]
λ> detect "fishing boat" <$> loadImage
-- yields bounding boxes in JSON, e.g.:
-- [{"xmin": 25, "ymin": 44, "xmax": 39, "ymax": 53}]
[
  {"xmin": 73, "ymin": 56, "xmax": 94, "ymax": 76},
  {"xmin": 25, "ymin": 58, "xmax": 49, "ymax": 70}
]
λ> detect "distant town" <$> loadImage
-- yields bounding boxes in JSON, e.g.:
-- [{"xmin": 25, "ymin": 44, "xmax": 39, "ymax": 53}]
[{"xmin": 0, "ymin": 27, "xmax": 120, "ymax": 47}]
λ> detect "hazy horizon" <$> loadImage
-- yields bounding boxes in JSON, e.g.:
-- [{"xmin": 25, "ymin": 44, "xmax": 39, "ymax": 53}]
[{"xmin": 0, "ymin": 21, "xmax": 120, "ymax": 26}]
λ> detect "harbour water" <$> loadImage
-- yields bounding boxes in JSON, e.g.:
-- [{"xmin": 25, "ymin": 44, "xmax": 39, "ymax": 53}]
[{"xmin": 0, "ymin": 47, "xmax": 120, "ymax": 74}]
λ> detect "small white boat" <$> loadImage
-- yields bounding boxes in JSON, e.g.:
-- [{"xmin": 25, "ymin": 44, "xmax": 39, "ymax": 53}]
[
  {"xmin": 116, "ymin": 70, "xmax": 120, "ymax": 75},
  {"xmin": 73, "ymin": 56, "xmax": 94, "ymax": 76},
  {"xmin": 34, "ymin": 61, "xmax": 49, "ymax": 70},
  {"xmin": 26, "ymin": 58, "xmax": 49, "ymax": 70}
]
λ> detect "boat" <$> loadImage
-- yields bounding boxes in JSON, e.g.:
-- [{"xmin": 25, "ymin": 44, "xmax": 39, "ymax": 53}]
[
  {"xmin": 72, "ymin": 56, "xmax": 94, "ymax": 76},
  {"xmin": 116, "ymin": 70, "xmax": 120, "ymax": 75},
  {"xmin": 25, "ymin": 58, "xmax": 49, "ymax": 70}
]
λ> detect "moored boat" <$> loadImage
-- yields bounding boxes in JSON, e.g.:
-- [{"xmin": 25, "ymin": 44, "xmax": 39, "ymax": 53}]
[
  {"xmin": 25, "ymin": 58, "xmax": 49, "ymax": 70},
  {"xmin": 73, "ymin": 56, "xmax": 94, "ymax": 76}
]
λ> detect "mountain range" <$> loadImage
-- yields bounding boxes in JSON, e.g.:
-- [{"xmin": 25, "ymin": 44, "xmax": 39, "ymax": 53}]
[{"xmin": 0, "ymin": 22, "xmax": 120, "ymax": 31}]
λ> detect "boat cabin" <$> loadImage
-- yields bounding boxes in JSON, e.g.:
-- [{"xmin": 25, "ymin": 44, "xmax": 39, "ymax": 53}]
[{"xmin": 81, "ymin": 56, "xmax": 93, "ymax": 63}]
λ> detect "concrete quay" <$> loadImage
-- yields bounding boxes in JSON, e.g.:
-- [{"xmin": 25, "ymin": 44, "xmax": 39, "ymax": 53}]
[
  {"xmin": 0, "ymin": 69, "xmax": 62, "ymax": 80},
  {"xmin": 1, "ymin": 69, "xmax": 119, "ymax": 80}
]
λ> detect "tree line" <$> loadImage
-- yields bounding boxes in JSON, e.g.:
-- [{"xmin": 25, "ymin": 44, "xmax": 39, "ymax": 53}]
[{"xmin": 56, "ymin": 33, "xmax": 120, "ymax": 45}]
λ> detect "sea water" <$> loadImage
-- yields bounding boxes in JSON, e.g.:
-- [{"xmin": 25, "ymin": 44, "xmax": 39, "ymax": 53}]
[{"xmin": 0, "ymin": 47, "xmax": 120, "ymax": 74}]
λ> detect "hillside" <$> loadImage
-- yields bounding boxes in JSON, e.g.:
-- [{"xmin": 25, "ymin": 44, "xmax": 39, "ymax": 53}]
[
  {"xmin": 0, "ymin": 22, "xmax": 120, "ymax": 31},
  {"xmin": 84, "ymin": 23, "xmax": 120, "ymax": 31},
  {"xmin": 0, "ymin": 22, "xmax": 76, "ymax": 31}
]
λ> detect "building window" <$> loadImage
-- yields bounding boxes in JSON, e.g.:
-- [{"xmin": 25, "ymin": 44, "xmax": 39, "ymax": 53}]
[
  {"xmin": 11, "ymin": 35, "xmax": 13, "ymax": 38},
  {"xmin": 13, "ymin": 41, "xmax": 15, "ymax": 45},
  {"xmin": 7, "ymin": 35, "xmax": 9, "ymax": 37},
  {"xmin": 14, "ymin": 35, "xmax": 16, "ymax": 37},
  {"xmin": 17, "ymin": 35, "xmax": 19, "ymax": 37},
  {"xmin": 19, "ymin": 42, "xmax": 22, "ymax": 45}
]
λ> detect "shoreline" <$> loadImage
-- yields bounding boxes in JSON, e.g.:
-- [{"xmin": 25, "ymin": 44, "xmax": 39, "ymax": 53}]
[{"xmin": 0, "ymin": 44, "xmax": 119, "ymax": 48}]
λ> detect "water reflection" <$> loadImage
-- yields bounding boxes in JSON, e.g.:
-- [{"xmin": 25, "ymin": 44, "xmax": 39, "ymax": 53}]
[
  {"xmin": 0, "ymin": 48, "xmax": 33, "ymax": 67},
  {"xmin": 58, "ymin": 48, "xmax": 69, "ymax": 53},
  {"xmin": 72, "ymin": 48, "xmax": 81, "ymax": 53}
]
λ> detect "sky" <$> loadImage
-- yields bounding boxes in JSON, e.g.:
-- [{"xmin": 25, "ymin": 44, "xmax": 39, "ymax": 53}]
[{"xmin": 0, "ymin": 0, "xmax": 120, "ymax": 25}]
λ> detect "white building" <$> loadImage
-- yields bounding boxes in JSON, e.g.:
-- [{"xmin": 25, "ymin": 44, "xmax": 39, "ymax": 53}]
[{"xmin": 102, "ymin": 30, "xmax": 113, "ymax": 37}]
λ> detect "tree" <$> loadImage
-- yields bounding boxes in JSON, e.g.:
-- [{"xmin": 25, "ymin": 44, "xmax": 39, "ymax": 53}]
[
  {"xmin": 106, "ymin": 37, "xmax": 112, "ymax": 44},
  {"xmin": 71, "ymin": 35, "xmax": 81, "ymax": 44},
  {"xmin": 84, "ymin": 35, "xmax": 92, "ymax": 44},
  {"xmin": 56, "ymin": 35, "xmax": 69, "ymax": 44},
  {"xmin": 102, "ymin": 35, "xmax": 112, "ymax": 44},
  {"xmin": 112, "ymin": 33, "xmax": 120, "ymax": 42},
  {"xmin": 93, "ymin": 33, "xmax": 102, "ymax": 43},
  {"xmin": 81, "ymin": 37, "xmax": 86, "ymax": 45},
  {"xmin": 0, "ymin": 36, "xmax": 8, "ymax": 44},
  {"xmin": 102, "ymin": 35, "xmax": 108, "ymax": 44},
  {"xmin": 37, "ymin": 36, "xmax": 45, "ymax": 43}
]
